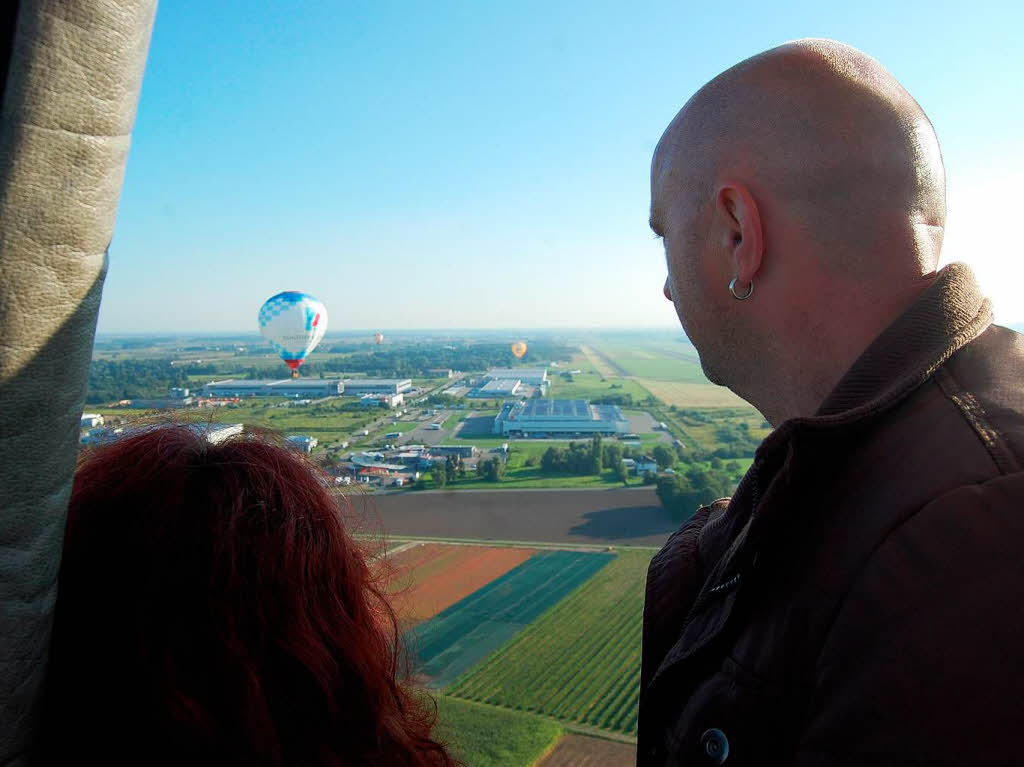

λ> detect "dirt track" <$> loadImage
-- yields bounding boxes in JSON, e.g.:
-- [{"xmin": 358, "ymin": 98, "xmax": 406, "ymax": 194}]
[
  {"xmin": 361, "ymin": 488, "xmax": 679, "ymax": 547},
  {"xmin": 538, "ymin": 734, "xmax": 637, "ymax": 766}
]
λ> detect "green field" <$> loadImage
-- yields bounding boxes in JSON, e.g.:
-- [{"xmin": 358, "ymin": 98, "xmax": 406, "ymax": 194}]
[
  {"xmin": 408, "ymin": 551, "xmax": 615, "ymax": 688},
  {"xmin": 546, "ymin": 370, "xmax": 652, "ymax": 402},
  {"xmin": 587, "ymin": 341, "xmax": 708, "ymax": 384},
  {"xmin": 428, "ymin": 438, "xmax": 673, "ymax": 491},
  {"xmin": 448, "ymin": 550, "xmax": 651, "ymax": 736},
  {"xmin": 434, "ymin": 696, "xmax": 563, "ymax": 767}
]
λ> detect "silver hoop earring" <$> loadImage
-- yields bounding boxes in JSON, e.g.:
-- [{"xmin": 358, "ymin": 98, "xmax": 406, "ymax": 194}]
[{"xmin": 729, "ymin": 277, "xmax": 753, "ymax": 300}]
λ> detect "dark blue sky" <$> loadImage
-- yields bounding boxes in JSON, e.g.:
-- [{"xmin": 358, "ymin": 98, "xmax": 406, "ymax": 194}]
[{"xmin": 101, "ymin": 0, "xmax": 1023, "ymax": 331}]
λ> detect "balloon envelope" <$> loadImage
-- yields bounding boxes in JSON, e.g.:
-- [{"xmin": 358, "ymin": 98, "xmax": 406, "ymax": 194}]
[
  {"xmin": 374, "ymin": 332, "xmax": 384, "ymax": 345},
  {"xmin": 258, "ymin": 291, "xmax": 328, "ymax": 373},
  {"xmin": 511, "ymin": 341, "xmax": 528, "ymax": 359}
]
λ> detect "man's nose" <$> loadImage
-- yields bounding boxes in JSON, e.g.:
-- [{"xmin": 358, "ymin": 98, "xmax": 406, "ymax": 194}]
[{"xmin": 663, "ymin": 277, "xmax": 673, "ymax": 302}]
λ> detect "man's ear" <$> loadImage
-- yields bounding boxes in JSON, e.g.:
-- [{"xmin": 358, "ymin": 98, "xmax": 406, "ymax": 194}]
[{"xmin": 716, "ymin": 182, "xmax": 764, "ymax": 285}]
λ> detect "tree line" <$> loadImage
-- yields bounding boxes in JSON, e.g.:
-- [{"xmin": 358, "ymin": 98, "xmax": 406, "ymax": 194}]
[{"xmin": 86, "ymin": 359, "xmax": 189, "ymax": 403}]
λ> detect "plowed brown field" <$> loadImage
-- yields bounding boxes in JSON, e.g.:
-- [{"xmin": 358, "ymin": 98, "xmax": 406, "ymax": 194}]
[
  {"xmin": 387, "ymin": 543, "xmax": 535, "ymax": 626},
  {"xmin": 537, "ymin": 734, "xmax": 637, "ymax": 766}
]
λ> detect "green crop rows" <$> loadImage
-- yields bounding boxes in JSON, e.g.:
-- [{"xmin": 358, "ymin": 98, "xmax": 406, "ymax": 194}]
[
  {"xmin": 407, "ymin": 550, "xmax": 614, "ymax": 688},
  {"xmin": 447, "ymin": 549, "xmax": 653, "ymax": 735},
  {"xmin": 433, "ymin": 696, "xmax": 563, "ymax": 767}
]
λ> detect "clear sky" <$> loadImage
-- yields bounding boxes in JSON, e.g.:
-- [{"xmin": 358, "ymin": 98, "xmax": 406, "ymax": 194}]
[{"xmin": 99, "ymin": 0, "xmax": 1024, "ymax": 333}]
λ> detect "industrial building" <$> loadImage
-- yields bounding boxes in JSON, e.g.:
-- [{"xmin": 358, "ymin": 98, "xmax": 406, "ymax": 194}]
[
  {"xmin": 80, "ymin": 422, "xmax": 243, "ymax": 446},
  {"xmin": 493, "ymin": 399, "xmax": 629, "ymax": 437},
  {"xmin": 200, "ymin": 379, "xmax": 343, "ymax": 398},
  {"xmin": 359, "ymin": 392, "xmax": 404, "ymax": 408},
  {"xmin": 467, "ymin": 378, "xmax": 521, "ymax": 398},
  {"xmin": 286, "ymin": 435, "xmax": 318, "ymax": 453},
  {"xmin": 80, "ymin": 413, "xmax": 104, "ymax": 428},
  {"xmin": 341, "ymin": 378, "xmax": 412, "ymax": 396},
  {"xmin": 430, "ymin": 445, "xmax": 478, "ymax": 458},
  {"xmin": 486, "ymin": 367, "xmax": 548, "ymax": 385}
]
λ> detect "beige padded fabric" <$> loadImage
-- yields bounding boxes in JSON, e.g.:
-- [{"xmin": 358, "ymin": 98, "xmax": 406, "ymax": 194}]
[{"xmin": 0, "ymin": 2, "xmax": 157, "ymax": 764}]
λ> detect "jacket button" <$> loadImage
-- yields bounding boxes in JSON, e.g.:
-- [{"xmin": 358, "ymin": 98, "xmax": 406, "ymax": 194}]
[{"xmin": 700, "ymin": 728, "xmax": 730, "ymax": 764}]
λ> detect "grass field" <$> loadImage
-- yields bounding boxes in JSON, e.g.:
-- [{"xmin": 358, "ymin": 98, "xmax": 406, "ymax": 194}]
[
  {"xmin": 90, "ymin": 401, "xmax": 378, "ymax": 447},
  {"xmin": 434, "ymin": 696, "xmax": 563, "ymax": 767},
  {"xmin": 547, "ymin": 371, "xmax": 652, "ymax": 403},
  {"xmin": 408, "ymin": 551, "xmax": 615, "ymax": 688},
  {"xmin": 433, "ymin": 439, "xmax": 657, "ymax": 491},
  {"xmin": 578, "ymin": 346, "xmax": 619, "ymax": 379},
  {"xmin": 388, "ymin": 544, "xmax": 535, "ymax": 626},
  {"xmin": 675, "ymin": 407, "xmax": 772, "ymax": 448},
  {"xmin": 635, "ymin": 378, "xmax": 749, "ymax": 408},
  {"xmin": 447, "ymin": 550, "xmax": 652, "ymax": 736},
  {"xmin": 588, "ymin": 342, "xmax": 708, "ymax": 383}
]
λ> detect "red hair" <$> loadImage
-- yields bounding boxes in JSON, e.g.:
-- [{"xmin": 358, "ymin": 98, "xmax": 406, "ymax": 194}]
[{"xmin": 41, "ymin": 425, "xmax": 454, "ymax": 766}]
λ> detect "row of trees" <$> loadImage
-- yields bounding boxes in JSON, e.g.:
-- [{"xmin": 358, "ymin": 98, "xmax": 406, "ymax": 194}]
[
  {"xmin": 538, "ymin": 436, "xmax": 633, "ymax": 483},
  {"xmin": 86, "ymin": 359, "xmax": 190, "ymax": 403},
  {"xmin": 312, "ymin": 341, "xmax": 575, "ymax": 378},
  {"xmin": 655, "ymin": 465, "xmax": 740, "ymax": 520}
]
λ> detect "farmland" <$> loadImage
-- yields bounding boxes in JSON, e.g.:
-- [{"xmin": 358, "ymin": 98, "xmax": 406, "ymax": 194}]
[
  {"xmin": 372, "ymin": 487, "xmax": 680, "ymax": 547},
  {"xmin": 538, "ymin": 734, "xmax": 637, "ymax": 767},
  {"xmin": 387, "ymin": 543, "xmax": 535, "ymax": 626},
  {"xmin": 635, "ymin": 378, "xmax": 749, "ymax": 408},
  {"xmin": 408, "ymin": 550, "xmax": 615, "ymax": 688},
  {"xmin": 434, "ymin": 696, "xmax": 563, "ymax": 767},
  {"xmin": 447, "ymin": 550, "xmax": 651, "ymax": 736}
]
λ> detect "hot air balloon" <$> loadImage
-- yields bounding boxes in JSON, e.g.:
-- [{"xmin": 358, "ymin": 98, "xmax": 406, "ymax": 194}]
[
  {"xmin": 374, "ymin": 332, "xmax": 384, "ymax": 345},
  {"xmin": 258, "ymin": 291, "xmax": 328, "ymax": 377},
  {"xmin": 511, "ymin": 341, "xmax": 528, "ymax": 359}
]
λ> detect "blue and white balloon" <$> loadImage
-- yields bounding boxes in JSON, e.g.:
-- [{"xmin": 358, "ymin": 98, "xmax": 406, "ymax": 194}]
[{"xmin": 258, "ymin": 291, "xmax": 328, "ymax": 375}]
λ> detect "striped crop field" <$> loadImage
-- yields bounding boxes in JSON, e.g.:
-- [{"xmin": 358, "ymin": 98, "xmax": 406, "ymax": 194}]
[
  {"xmin": 407, "ymin": 550, "xmax": 614, "ymax": 689},
  {"xmin": 446, "ymin": 549, "xmax": 653, "ymax": 736},
  {"xmin": 387, "ymin": 543, "xmax": 535, "ymax": 626}
]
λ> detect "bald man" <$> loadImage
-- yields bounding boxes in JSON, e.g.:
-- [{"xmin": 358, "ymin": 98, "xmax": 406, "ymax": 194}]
[{"xmin": 640, "ymin": 40, "xmax": 1024, "ymax": 766}]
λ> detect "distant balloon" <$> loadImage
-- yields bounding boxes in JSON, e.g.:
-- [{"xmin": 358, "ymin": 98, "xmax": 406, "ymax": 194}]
[
  {"xmin": 374, "ymin": 332, "xmax": 384, "ymax": 345},
  {"xmin": 511, "ymin": 341, "xmax": 528, "ymax": 359},
  {"xmin": 258, "ymin": 291, "xmax": 328, "ymax": 377}
]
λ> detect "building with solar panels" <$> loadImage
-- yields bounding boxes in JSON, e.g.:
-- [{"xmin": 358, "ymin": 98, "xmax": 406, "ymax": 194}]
[{"xmin": 492, "ymin": 399, "xmax": 629, "ymax": 437}]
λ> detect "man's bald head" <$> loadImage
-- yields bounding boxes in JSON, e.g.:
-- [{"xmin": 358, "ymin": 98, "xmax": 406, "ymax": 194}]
[
  {"xmin": 651, "ymin": 40, "xmax": 947, "ymax": 424},
  {"xmin": 652, "ymin": 39, "xmax": 945, "ymax": 276}
]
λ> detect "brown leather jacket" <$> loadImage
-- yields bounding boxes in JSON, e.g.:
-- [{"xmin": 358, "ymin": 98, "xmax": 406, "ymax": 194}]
[{"xmin": 639, "ymin": 263, "xmax": 1024, "ymax": 766}]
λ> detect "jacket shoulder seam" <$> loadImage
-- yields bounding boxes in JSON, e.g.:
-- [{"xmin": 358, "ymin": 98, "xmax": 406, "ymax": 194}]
[{"xmin": 933, "ymin": 365, "xmax": 1021, "ymax": 475}]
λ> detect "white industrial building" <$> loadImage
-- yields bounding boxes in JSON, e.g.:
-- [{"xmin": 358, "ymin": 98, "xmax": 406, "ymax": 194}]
[
  {"xmin": 341, "ymin": 378, "xmax": 412, "ymax": 396},
  {"xmin": 200, "ymin": 379, "xmax": 343, "ymax": 398},
  {"xmin": 80, "ymin": 413, "xmax": 104, "ymax": 428},
  {"xmin": 359, "ymin": 392, "xmax": 404, "ymax": 408},
  {"xmin": 286, "ymin": 435, "xmax": 318, "ymax": 453},
  {"xmin": 468, "ymin": 378, "xmax": 521, "ymax": 398},
  {"xmin": 80, "ymin": 422, "xmax": 243, "ymax": 446},
  {"xmin": 486, "ymin": 367, "xmax": 548, "ymax": 385},
  {"xmin": 493, "ymin": 399, "xmax": 629, "ymax": 437}
]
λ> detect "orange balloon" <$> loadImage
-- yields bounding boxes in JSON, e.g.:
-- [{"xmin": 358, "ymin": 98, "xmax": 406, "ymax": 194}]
[
  {"xmin": 511, "ymin": 341, "xmax": 528, "ymax": 359},
  {"xmin": 374, "ymin": 332, "xmax": 384, "ymax": 345}
]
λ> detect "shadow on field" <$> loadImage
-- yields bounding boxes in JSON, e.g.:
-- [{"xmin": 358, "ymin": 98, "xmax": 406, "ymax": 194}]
[
  {"xmin": 568, "ymin": 504, "xmax": 681, "ymax": 541},
  {"xmin": 458, "ymin": 416, "xmax": 496, "ymax": 436}
]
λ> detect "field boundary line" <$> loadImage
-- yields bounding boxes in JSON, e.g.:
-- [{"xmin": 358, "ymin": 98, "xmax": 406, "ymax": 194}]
[
  {"xmin": 440, "ymin": 695, "xmax": 638, "ymax": 746},
  {"xmin": 362, "ymin": 534, "xmax": 661, "ymax": 552}
]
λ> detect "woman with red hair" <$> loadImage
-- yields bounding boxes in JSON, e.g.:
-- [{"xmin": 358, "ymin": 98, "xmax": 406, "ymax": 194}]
[{"xmin": 40, "ymin": 425, "xmax": 454, "ymax": 767}]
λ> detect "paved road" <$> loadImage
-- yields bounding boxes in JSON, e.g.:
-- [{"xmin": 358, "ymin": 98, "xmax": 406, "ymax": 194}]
[
  {"xmin": 361, "ymin": 487, "xmax": 680, "ymax": 547},
  {"xmin": 397, "ymin": 409, "xmax": 454, "ymax": 446}
]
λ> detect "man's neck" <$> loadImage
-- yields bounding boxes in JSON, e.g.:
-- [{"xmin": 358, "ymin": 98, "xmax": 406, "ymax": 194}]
[{"xmin": 750, "ymin": 278, "xmax": 938, "ymax": 427}]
